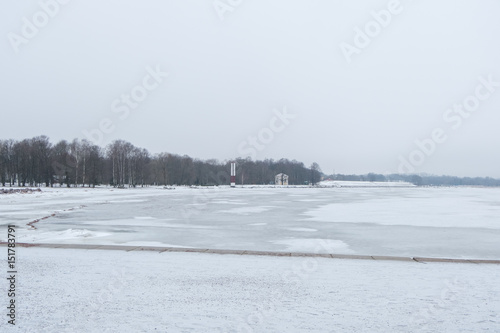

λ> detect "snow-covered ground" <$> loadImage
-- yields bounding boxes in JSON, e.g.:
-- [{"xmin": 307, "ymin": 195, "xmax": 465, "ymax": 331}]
[
  {"xmin": 1, "ymin": 186, "xmax": 499, "ymax": 259},
  {"xmin": 1, "ymin": 247, "xmax": 498, "ymax": 332}
]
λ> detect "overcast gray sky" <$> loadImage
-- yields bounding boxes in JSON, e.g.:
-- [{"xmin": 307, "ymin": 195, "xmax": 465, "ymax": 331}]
[{"xmin": 1, "ymin": 0, "xmax": 499, "ymax": 177}]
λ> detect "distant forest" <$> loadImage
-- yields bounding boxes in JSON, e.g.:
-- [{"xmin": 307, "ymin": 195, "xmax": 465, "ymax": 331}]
[
  {"xmin": 1, "ymin": 136, "xmax": 498, "ymax": 188},
  {"xmin": 0, "ymin": 136, "xmax": 322, "ymax": 187},
  {"xmin": 325, "ymin": 173, "xmax": 500, "ymax": 187}
]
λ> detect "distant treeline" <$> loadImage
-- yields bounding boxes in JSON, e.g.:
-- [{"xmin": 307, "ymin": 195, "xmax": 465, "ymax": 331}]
[
  {"xmin": 0, "ymin": 136, "xmax": 322, "ymax": 187},
  {"xmin": 326, "ymin": 173, "xmax": 500, "ymax": 187}
]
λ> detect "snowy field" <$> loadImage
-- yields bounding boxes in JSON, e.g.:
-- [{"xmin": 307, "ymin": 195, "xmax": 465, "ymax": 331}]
[
  {"xmin": 1, "ymin": 247, "xmax": 498, "ymax": 333},
  {"xmin": 1, "ymin": 185, "xmax": 499, "ymax": 259}
]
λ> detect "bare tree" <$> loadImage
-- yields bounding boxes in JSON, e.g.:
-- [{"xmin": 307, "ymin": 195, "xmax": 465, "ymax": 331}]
[
  {"xmin": 310, "ymin": 162, "xmax": 322, "ymax": 185},
  {"xmin": 0, "ymin": 135, "xmax": 328, "ymax": 188}
]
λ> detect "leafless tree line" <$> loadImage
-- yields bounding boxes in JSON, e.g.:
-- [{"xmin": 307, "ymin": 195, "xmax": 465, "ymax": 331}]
[{"xmin": 0, "ymin": 136, "xmax": 322, "ymax": 187}]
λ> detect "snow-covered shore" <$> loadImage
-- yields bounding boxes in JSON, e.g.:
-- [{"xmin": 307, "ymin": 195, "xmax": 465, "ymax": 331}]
[{"xmin": 3, "ymin": 247, "xmax": 498, "ymax": 332}]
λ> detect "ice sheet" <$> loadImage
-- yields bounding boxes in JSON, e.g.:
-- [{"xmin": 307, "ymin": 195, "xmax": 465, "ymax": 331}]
[{"xmin": 1, "ymin": 186, "xmax": 499, "ymax": 259}]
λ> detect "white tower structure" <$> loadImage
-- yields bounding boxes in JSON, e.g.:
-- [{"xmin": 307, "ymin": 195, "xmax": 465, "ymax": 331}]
[{"xmin": 230, "ymin": 162, "xmax": 236, "ymax": 187}]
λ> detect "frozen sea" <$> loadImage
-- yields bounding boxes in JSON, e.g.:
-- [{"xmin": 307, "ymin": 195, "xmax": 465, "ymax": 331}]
[{"xmin": 1, "ymin": 185, "xmax": 499, "ymax": 259}]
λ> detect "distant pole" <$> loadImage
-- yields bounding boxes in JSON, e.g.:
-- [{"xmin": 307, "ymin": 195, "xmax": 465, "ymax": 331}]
[{"xmin": 231, "ymin": 162, "xmax": 236, "ymax": 187}]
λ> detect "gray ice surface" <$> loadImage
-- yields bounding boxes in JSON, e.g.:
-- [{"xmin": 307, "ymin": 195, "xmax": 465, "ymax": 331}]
[{"xmin": 1, "ymin": 186, "xmax": 499, "ymax": 259}]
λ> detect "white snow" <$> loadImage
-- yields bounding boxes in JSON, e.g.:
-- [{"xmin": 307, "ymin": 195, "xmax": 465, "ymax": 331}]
[
  {"xmin": 319, "ymin": 180, "xmax": 415, "ymax": 187},
  {"xmin": 287, "ymin": 227, "xmax": 317, "ymax": 232},
  {"xmin": 120, "ymin": 241, "xmax": 194, "ymax": 248},
  {"xmin": 304, "ymin": 187, "xmax": 500, "ymax": 229},
  {"xmin": 271, "ymin": 238, "xmax": 354, "ymax": 253},
  {"xmin": 219, "ymin": 206, "xmax": 275, "ymax": 215},
  {"xmin": 16, "ymin": 228, "xmax": 111, "ymax": 243},
  {"xmin": 3, "ymin": 247, "xmax": 498, "ymax": 332}
]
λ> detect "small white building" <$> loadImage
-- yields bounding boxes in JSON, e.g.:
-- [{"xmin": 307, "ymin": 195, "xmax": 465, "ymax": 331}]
[{"xmin": 275, "ymin": 173, "xmax": 289, "ymax": 186}]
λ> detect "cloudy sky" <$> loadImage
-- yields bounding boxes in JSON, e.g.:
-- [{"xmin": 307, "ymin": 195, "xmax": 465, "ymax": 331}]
[{"xmin": 1, "ymin": 0, "xmax": 499, "ymax": 177}]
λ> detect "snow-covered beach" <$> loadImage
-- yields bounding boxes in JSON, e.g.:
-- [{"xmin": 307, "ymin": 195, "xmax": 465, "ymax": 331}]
[{"xmin": 3, "ymin": 247, "xmax": 499, "ymax": 332}]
